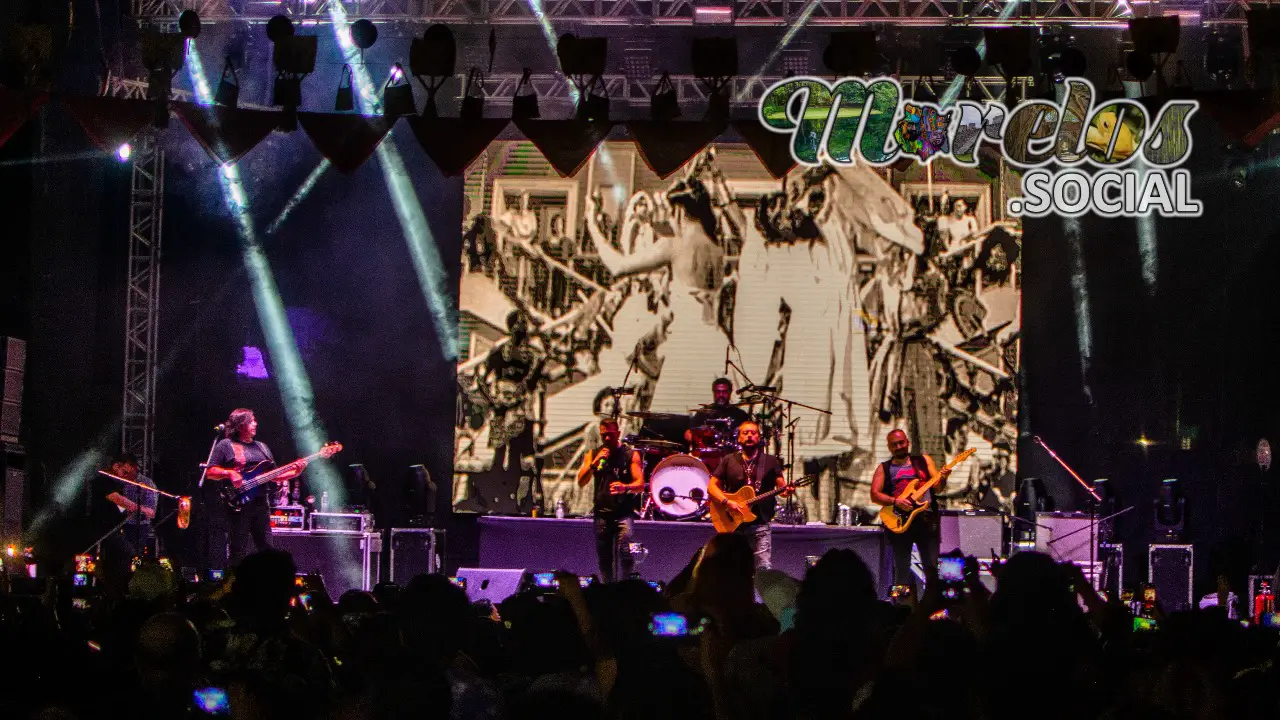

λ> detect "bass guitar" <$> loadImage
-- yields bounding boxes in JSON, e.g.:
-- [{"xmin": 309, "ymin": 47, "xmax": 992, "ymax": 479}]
[
  {"xmin": 709, "ymin": 474, "xmax": 816, "ymax": 534},
  {"xmin": 878, "ymin": 448, "xmax": 976, "ymax": 534},
  {"xmin": 219, "ymin": 442, "xmax": 343, "ymax": 510}
]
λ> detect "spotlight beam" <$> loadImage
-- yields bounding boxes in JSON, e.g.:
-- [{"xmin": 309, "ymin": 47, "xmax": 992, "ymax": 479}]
[
  {"xmin": 266, "ymin": 159, "xmax": 331, "ymax": 236},
  {"xmin": 1063, "ymin": 216, "xmax": 1094, "ymax": 405},
  {"xmin": 330, "ymin": 6, "xmax": 459, "ymax": 362},
  {"xmin": 186, "ymin": 41, "xmax": 344, "ymax": 501}
]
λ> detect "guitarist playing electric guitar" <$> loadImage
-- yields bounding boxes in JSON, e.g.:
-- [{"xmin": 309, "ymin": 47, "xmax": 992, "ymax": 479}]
[
  {"xmin": 707, "ymin": 421, "xmax": 791, "ymax": 570},
  {"xmin": 870, "ymin": 429, "xmax": 953, "ymax": 595},
  {"xmin": 204, "ymin": 408, "xmax": 311, "ymax": 568}
]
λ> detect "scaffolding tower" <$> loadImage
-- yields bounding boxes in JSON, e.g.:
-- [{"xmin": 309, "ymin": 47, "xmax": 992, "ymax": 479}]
[{"xmin": 122, "ymin": 134, "xmax": 164, "ymax": 477}]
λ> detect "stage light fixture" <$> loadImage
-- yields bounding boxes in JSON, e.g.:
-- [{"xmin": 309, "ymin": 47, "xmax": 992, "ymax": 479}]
[
  {"xmin": 1013, "ymin": 477, "xmax": 1046, "ymax": 543},
  {"xmin": 116, "ymin": 143, "xmax": 133, "ymax": 162},
  {"xmin": 142, "ymin": 30, "xmax": 185, "ymax": 128},
  {"xmin": 1154, "ymin": 478, "xmax": 1186, "ymax": 542},
  {"xmin": 383, "ymin": 63, "xmax": 417, "ymax": 118},
  {"xmin": 1129, "ymin": 17, "xmax": 1180, "ymax": 56},
  {"xmin": 651, "ymin": 71, "xmax": 681, "ymax": 121},
  {"xmin": 1125, "ymin": 51, "xmax": 1156, "ymax": 82},
  {"xmin": 410, "ymin": 24, "xmax": 457, "ymax": 118},
  {"xmin": 335, "ymin": 64, "xmax": 355, "ymax": 111},
  {"xmin": 461, "ymin": 68, "xmax": 486, "ymax": 121},
  {"xmin": 512, "ymin": 67, "xmax": 540, "ymax": 120},
  {"xmin": 558, "ymin": 34, "xmax": 610, "ymax": 122},
  {"xmin": 408, "ymin": 464, "xmax": 437, "ymax": 526},
  {"xmin": 350, "ymin": 19, "xmax": 378, "ymax": 51},
  {"xmin": 952, "ymin": 46, "xmax": 982, "ymax": 77},
  {"xmin": 691, "ymin": 37, "xmax": 737, "ymax": 122},
  {"xmin": 215, "ymin": 57, "xmax": 240, "ymax": 108},
  {"xmin": 3, "ymin": 24, "xmax": 53, "ymax": 88},
  {"xmin": 823, "ymin": 30, "xmax": 878, "ymax": 76},
  {"xmin": 1205, "ymin": 30, "xmax": 1242, "ymax": 88},
  {"xmin": 178, "ymin": 10, "xmax": 201, "ymax": 39},
  {"xmin": 270, "ymin": 21, "xmax": 317, "ymax": 129}
]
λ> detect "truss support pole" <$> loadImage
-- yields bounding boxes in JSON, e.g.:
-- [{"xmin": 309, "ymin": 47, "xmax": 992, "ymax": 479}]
[{"xmin": 122, "ymin": 134, "xmax": 163, "ymax": 477}]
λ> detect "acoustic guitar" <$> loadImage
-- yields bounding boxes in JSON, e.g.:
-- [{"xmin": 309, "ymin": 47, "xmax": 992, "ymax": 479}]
[
  {"xmin": 878, "ymin": 448, "xmax": 976, "ymax": 534},
  {"xmin": 709, "ymin": 474, "xmax": 816, "ymax": 534},
  {"xmin": 219, "ymin": 442, "xmax": 343, "ymax": 510}
]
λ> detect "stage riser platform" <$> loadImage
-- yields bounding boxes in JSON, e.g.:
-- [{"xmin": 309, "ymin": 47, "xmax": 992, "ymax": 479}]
[{"xmin": 477, "ymin": 517, "xmax": 890, "ymax": 588}]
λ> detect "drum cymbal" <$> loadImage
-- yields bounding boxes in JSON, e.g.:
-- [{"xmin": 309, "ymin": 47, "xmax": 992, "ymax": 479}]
[
  {"xmin": 631, "ymin": 438, "xmax": 683, "ymax": 452},
  {"xmin": 690, "ymin": 402, "xmax": 753, "ymax": 411},
  {"xmin": 627, "ymin": 411, "xmax": 689, "ymax": 421}
]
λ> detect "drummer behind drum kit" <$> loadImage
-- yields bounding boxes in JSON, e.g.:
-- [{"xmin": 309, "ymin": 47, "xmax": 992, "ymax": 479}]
[{"xmin": 621, "ymin": 408, "xmax": 764, "ymax": 521}]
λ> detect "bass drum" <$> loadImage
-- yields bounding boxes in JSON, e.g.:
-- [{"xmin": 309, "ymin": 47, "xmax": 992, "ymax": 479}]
[{"xmin": 649, "ymin": 454, "xmax": 710, "ymax": 520}]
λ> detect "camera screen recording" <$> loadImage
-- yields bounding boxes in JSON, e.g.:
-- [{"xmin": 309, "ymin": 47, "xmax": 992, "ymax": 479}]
[
  {"xmin": 650, "ymin": 612, "xmax": 689, "ymax": 637},
  {"xmin": 533, "ymin": 572, "xmax": 557, "ymax": 588},
  {"xmin": 1133, "ymin": 616, "xmax": 1158, "ymax": 632},
  {"xmin": 938, "ymin": 557, "xmax": 966, "ymax": 601},
  {"xmin": 73, "ymin": 573, "xmax": 89, "ymax": 587},
  {"xmin": 193, "ymin": 688, "xmax": 231, "ymax": 715},
  {"xmin": 449, "ymin": 577, "xmax": 467, "ymax": 590}
]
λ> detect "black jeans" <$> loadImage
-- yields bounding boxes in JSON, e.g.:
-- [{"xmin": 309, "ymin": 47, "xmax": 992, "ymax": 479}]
[
  {"xmin": 887, "ymin": 510, "xmax": 940, "ymax": 594},
  {"xmin": 228, "ymin": 497, "xmax": 272, "ymax": 567},
  {"xmin": 594, "ymin": 514, "xmax": 635, "ymax": 582}
]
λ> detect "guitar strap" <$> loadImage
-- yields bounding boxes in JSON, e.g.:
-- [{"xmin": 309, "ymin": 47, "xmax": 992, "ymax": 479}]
[{"xmin": 882, "ymin": 455, "xmax": 934, "ymax": 506}]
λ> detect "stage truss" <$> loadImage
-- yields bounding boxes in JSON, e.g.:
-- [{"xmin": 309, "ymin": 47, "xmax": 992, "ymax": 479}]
[
  {"xmin": 133, "ymin": 0, "xmax": 1264, "ymax": 26},
  {"xmin": 121, "ymin": 133, "xmax": 164, "ymax": 476},
  {"xmin": 470, "ymin": 72, "xmax": 1034, "ymax": 106}
]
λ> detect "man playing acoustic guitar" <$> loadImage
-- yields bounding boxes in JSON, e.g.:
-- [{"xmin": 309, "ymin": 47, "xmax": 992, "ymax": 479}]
[
  {"xmin": 871, "ymin": 429, "xmax": 952, "ymax": 595},
  {"xmin": 708, "ymin": 421, "xmax": 790, "ymax": 570}
]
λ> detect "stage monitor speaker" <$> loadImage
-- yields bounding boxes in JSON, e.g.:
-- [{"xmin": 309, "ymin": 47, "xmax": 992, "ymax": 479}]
[
  {"xmin": 2, "ymin": 337, "xmax": 25, "ymax": 444},
  {"xmin": 269, "ymin": 530, "xmax": 381, "ymax": 597},
  {"xmin": 1149, "ymin": 543, "xmax": 1193, "ymax": 613},
  {"xmin": 390, "ymin": 528, "xmax": 444, "ymax": 583},
  {"xmin": 456, "ymin": 567, "xmax": 529, "ymax": 604},
  {"xmin": 939, "ymin": 511, "xmax": 1003, "ymax": 559}
]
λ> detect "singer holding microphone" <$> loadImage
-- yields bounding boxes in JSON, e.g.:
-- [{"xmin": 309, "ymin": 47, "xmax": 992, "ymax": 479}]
[{"xmin": 577, "ymin": 417, "xmax": 645, "ymax": 582}]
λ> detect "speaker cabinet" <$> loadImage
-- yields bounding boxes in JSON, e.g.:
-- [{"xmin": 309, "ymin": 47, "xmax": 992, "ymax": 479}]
[
  {"xmin": 269, "ymin": 529, "xmax": 381, "ymax": 597},
  {"xmin": 1149, "ymin": 543, "xmax": 1194, "ymax": 613},
  {"xmin": 1, "ymin": 337, "xmax": 25, "ymax": 444},
  {"xmin": 939, "ymin": 511, "xmax": 1003, "ymax": 559},
  {"xmin": 390, "ymin": 528, "xmax": 444, "ymax": 583},
  {"xmin": 455, "ymin": 567, "xmax": 529, "ymax": 604},
  {"xmin": 1036, "ymin": 512, "xmax": 1098, "ymax": 563}
]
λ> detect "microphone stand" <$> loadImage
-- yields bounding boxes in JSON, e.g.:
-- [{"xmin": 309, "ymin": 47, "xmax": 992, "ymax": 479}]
[
  {"xmin": 1033, "ymin": 436, "xmax": 1102, "ymax": 586},
  {"xmin": 746, "ymin": 387, "xmax": 831, "ymax": 524}
]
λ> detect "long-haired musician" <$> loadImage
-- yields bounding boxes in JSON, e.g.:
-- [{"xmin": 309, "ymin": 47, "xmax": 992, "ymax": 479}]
[
  {"xmin": 203, "ymin": 409, "xmax": 307, "ymax": 568},
  {"xmin": 577, "ymin": 417, "xmax": 644, "ymax": 582}
]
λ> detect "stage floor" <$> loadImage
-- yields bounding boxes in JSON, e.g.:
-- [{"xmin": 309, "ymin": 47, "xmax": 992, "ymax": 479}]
[{"xmin": 477, "ymin": 517, "xmax": 891, "ymax": 588}]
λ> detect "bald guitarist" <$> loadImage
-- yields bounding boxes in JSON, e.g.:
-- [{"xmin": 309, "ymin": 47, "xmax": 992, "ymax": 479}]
[{"xmin": 870, "ymin": 429, "xmax": 952, "ymax": 594}]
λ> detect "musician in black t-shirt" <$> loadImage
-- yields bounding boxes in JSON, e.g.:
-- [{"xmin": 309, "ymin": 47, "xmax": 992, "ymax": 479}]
[
  {"xmin": 709, "ymin": 421, "xmax": 789, "ymax": 570},
  {"xmin": 576, "ymin": 418, "xmax": 645, "ymax": 582},
  {"xmin": 203, "ymin": 409, "xmax": 308, "ymax": 569},
  {"xmin": 686, "ymin": 378, "xmax": 751, "ymax": 445}
]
